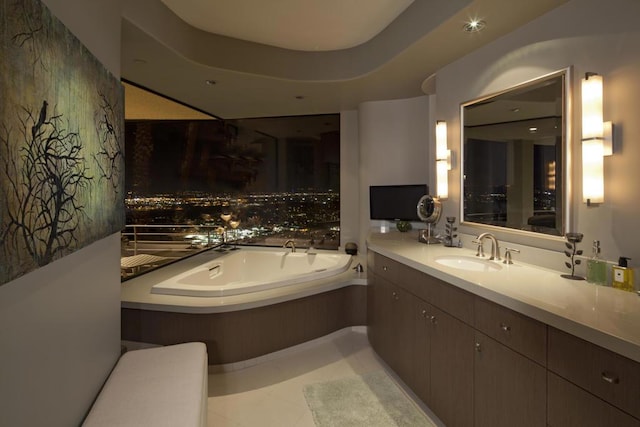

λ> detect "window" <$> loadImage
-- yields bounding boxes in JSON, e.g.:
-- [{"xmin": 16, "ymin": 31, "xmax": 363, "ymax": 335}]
[{"xmin": 121, "ymin": 86, "xmax": 340, "ymax": 278}]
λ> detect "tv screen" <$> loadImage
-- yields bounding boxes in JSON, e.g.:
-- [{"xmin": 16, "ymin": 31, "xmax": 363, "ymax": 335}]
[{"xmin": 369, "ymin": 184, "xmax": 429, "ymax": 221}]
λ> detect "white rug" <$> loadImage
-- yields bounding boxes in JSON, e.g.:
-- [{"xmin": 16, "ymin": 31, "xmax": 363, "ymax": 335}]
[{"xmin": 303, "ymin": 370, "xmax": 436, "ymax": 427}]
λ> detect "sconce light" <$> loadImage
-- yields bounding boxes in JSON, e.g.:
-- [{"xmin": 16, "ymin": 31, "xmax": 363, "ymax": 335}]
[
  {"xmin": 436, "ymin": 120, "xmax": 451, "ymax": 199},
  {"xmin": 581, "ymin": 72, "xmax": 613, "ymax": 205}
]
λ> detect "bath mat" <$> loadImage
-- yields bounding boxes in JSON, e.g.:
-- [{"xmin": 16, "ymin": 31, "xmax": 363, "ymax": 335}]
[{"xmin": 303, "ymin": 370, "xmax": 436, "ymax": 427}]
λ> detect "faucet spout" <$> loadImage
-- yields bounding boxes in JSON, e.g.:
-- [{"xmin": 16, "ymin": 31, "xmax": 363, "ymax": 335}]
[
  {"xmin": 474, "ymin": 232, "xmax": 501, "ymax": 261},
  {"xmin": 283, "ymin": 240, "xmax": 296, "ymax": 253}
]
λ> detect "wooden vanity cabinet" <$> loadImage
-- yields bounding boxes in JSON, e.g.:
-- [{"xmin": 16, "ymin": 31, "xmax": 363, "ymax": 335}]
[
  {"xmin": 548, "ymin": 327, "xmax": 640, "ymax": 425},
  {"xmin": 428, "ymin": 304, "xmax": 475, "ymax": 427},
  {"xmin": 473, "ymin": 331, "xmax": 546, "ymax": 427},
  {"xmin": 473, "ymin": 298, "xmax": 547, "ymax": 427},
  {"xmin": 366, "ymin": 271, "xmax": 415, "ymax": 387},
  {"xmin": 367, "ymin": 250, "xmax": 640, "ymax": 427},
  {"xmin": 368, "ymin": 253, "xmax": 475, "ymax": 427},
  {"xmin": 547, "ymin": 371, "xmax": 640, "ymax": 427}
]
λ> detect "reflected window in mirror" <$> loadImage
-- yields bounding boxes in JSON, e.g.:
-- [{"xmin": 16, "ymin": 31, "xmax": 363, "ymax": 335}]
[{"xmin": 461, "ymin": 69, "xmax": 570, "ymax": 237}]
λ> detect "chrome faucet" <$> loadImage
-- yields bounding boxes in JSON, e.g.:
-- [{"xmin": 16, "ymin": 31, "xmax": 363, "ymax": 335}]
[
  {"xmin": 283, "ymin": 240, "xmax": 296, "ymax": 253},
  {"xmin": 473, "ymin": 232, "xmax": 501, "ymax": 261}
]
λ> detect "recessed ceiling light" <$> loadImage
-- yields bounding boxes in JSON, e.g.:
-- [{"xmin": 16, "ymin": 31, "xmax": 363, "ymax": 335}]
[
  {"xmin": 529, "ymin": 127, "xmax": 538, "ymax": 133},
  {"xmin": 205, "ymin": 80, "xmax": 217, "ymax": 86},
  {"xmin": 463, "ymin": 19, "xmax": 486, "ymax": 33}
]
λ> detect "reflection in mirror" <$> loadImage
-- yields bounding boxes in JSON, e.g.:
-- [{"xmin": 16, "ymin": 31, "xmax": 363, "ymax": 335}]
[{"xmin": 461, "ymin": 70, "xmax": 569, "ymax": 237}]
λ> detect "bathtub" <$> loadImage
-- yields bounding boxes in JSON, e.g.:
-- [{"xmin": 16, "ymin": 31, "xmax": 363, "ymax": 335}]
[{"xmin": 151, "ymin": 249, "xmax": 353, "ymax": 297}]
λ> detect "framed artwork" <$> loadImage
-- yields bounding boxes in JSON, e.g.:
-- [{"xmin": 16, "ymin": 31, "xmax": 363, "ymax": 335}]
[{"xmin": 0, "ymin": 0, "xmax": 124, "ymax": 285}]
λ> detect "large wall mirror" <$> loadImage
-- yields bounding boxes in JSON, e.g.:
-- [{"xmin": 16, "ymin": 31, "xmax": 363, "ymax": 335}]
[{"xmin": 461, "ymin": 69, "xmax": 570, "ymax": 237}]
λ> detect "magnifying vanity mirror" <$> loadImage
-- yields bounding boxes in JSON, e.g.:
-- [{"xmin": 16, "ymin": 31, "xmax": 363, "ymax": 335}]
[{"xmin": 461, "ymin": 69, "xmax": 571, "ymax": 237}]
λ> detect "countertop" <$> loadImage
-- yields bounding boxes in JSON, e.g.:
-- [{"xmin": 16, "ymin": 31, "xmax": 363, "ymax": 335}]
[{"xmin": 367, "ymin": 231, "xmax": 640, "ymax": 363}]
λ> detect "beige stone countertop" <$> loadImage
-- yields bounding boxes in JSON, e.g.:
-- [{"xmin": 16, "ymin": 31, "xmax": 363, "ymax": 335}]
[
  {"xmin": 367, "ymin": 231, "xmax": 640, "ymax": 363},
  {"xmin": 121, "ymin": 247, "xmax": 366, "ymax": 314}
]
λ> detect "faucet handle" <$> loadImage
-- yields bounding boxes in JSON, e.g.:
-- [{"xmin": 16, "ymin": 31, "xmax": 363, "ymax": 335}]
[
  {"xmin": 472, "ymin": 239, "xmax": 485, "ymax": 258},
  {"xmin": 503, "ymin": 248, "xmax": 520, "ymax": 264}
]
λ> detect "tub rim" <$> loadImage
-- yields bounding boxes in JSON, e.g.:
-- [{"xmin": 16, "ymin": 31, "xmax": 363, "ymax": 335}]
[
  {"xmin": 150, "ymin": 248, "xmax": 354, "ymax": 297},
  {"xmin": 121, "ymin": 246, "xmax": 366, "ymax": 314}
]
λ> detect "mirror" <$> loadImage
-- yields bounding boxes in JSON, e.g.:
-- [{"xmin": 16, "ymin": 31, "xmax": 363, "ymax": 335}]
[
  {"xmin": 417, "ymin": 195, "xmax": 442, "ymax": 244},
  {"xmin": 461, "ymin": 69, "xmax": 570, "ymax": 237}
]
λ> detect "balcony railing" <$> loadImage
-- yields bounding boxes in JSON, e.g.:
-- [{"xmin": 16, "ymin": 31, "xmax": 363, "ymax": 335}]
[{"xmin": 120, "ymin": 224, "xmax": 223, "ymax": 279}]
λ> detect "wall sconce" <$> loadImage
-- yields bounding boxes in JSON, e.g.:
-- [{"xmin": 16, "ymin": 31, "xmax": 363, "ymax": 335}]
[
  {"xmin": 436, "ymin": 120, "xmax": 451, "ymax": 199},
  {"xmin": 581, "ymin": 72, "xmax": 613, "ymax": 205}
]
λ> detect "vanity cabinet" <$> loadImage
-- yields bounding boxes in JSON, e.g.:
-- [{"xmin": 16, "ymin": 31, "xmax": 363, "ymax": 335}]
[
  {"xmin": 368, "ymin": 252, "xmax": 475, "ymax": 427},
  {"xmin": 473, "ymin": 299, "xmax": 547, "ymax": 427},
  {"xmin": 548, "ymin": 327, "xmax": 640, "ymax": 425},
  {"xmin": 366, "ymin": 271, "xmax": 415, "ymax": 387},
  {"xmin": 368, "ymin": 251, "xmax": 544, "ymax": 427},
  {"xmin": 367, "ymin": 248, "xmax": 640, "ymax": 427},
  {"xmin": 547, "ymin": 372, "xmax": 640, "ymax": 427},
  {"xmin": 473, "ymin": 331, "xmax": 546, "ymax": 427},
  {"xmin": 428, "ymin": 304, "xmax": 475, "ymax": 427}
]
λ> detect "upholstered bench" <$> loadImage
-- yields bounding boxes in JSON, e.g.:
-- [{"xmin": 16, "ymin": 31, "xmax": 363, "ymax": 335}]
[{"xmin": 83, "ymin": 342, "xmax": 208, "ymax": 427}]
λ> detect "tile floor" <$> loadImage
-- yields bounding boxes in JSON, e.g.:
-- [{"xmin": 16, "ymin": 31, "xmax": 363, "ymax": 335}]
[{"xmin": 206, "ymin": 327, "xmax": 442, "ymax": 427}]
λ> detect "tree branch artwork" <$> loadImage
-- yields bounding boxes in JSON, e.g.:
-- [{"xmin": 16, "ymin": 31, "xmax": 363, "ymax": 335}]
[
  {"xmin": 93, "ymin": 91, "xmax": 123, "ymax": 197},
  {"xmin": 1, "ymin": 101, "xmax": 92, "ymax": 268},
  {"xmin": 1, "ymin": 0, "xmax": 124, "ymax": 285},
  {"xmin": 9, "ymin": 0, "xmax": 49, "ymax": 73}
]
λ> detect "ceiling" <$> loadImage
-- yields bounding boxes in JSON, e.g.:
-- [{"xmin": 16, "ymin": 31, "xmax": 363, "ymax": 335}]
[
  {"xmin": 121, "ymin": 0, "xmax": 569, "ymax": 120},
  {"xmin": 159, "ymin": 0, "xmax": 415, "ymax": 52}
]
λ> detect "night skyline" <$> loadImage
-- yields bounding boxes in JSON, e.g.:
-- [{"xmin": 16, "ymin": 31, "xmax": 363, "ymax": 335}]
[{"xmin": 125, "ymin": 116, "xmax": 340, "ymax": 196}]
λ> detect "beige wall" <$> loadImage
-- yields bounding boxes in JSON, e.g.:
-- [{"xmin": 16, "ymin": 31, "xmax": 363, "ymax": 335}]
[
  {"xmin": 357, "ymin": 96, "xmax": 432, "ymax": 246},
  {"xmin": 0, "ymin": 0, "xmax": 124, "ymax": 425},
  {"xmin": 435, "ymin": 0, "xmax": 640, "ymax": 268},
  {"xmin": 340, "ymin": 110, "xmax": 361, "ymax": 250}
]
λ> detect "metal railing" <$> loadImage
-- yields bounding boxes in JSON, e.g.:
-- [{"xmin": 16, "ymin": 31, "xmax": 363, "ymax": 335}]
[
  {"xmin": 120, "ymin": 224, "xmax": 224, "ymax": 279},
  {"xmin": 121, "ymin": 224, "xmax": 223, "ymax": 256}
]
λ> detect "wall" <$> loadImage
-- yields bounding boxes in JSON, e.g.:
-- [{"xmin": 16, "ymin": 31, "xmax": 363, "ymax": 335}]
[
  {"xmin": 340, "ymin": 110, "xmax": 361, "ymax": 250},
  {"xmin": 436, "ymin": 0, "xmax": 640, "ymax": 269},
  {"xmin": 0, "ymin": 0, "xmax": 124, "ymax": 425},
  {"xmin": 357, "ymin": 96, "xmax": 432, "ymax": 247}
]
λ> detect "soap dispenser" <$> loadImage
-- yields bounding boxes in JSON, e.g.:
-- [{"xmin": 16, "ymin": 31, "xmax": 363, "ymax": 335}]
[
  {"xmin": 612, "ymin": 257, "xmax": 634, "ymax": 292},
  {"xmin": 586, "ymin": 240, "xmax": 607, "ymax": 286}
]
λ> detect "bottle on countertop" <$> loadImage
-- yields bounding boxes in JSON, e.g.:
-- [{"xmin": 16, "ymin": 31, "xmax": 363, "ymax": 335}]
[
  {"xmin": 586, "ymin": 240, "xmax": 607, "ymax": 286},
  {"xmin": 612, "ymin": 256, "xmax": 634, "ymax": 292}
]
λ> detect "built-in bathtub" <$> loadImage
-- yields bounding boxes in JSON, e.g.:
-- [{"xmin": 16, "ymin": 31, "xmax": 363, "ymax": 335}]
[{"xmin": 151, "ymin": 249, "xmax": 353, "ymax": 297}]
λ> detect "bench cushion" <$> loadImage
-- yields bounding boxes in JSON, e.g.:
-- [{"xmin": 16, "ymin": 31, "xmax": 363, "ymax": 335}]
[{"xmin": 83, "ymin": 342, "xmax": 208, "ymax": 427}]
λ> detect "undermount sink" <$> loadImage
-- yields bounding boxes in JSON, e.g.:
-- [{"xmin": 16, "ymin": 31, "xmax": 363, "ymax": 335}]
[{"xmin": 435, "ymin": 255, "xmax": 502, "ymax": 272}]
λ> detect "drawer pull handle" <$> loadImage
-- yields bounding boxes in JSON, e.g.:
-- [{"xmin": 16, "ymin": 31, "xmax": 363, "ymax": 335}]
[
  {"xmin": 500, "ymin": 323, "xmax": 511, "ymax": 332},
  {"xmin": 429, "ymin": 315, "xmax": 437, "ymax": 324},
  {"xmin": 383, "ymin": 266, "xmax": 388, "ymax": 271},
  {"xmin": 392, "ymin": 291, "xmax": 399, "ymax": 300},
  {"xmin": 475, "ymin": 342, "xmax": 482, "ymax": 352},
  {"xmin": 601, "ymin": 372, "xmax": 620, "ymax": 384},
  {"xmin": 421, "ymin": 310, "xmax": 427, "ymax": 318}
]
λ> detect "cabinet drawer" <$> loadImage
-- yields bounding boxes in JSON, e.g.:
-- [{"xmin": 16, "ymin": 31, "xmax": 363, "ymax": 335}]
[
  {"xmin": 370, "ymin": 252, "xmax": 403, "ymax": 284},
  {"xmin": 428, "ymin": 275, "xmax": 474, "ymax": 325},
  {"xmin": 474, "ymin": 298, "xmax": 546, "ymax": 366},
  {"xmin": 548, "ymin": 327, "xmax": 640, "ymax": 419},
  {"xmin": 548, "ymin": 371, "xmax": 640, "ymax": 427}
]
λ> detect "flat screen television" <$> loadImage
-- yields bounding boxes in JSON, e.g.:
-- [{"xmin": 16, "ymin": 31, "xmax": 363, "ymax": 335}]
[{"xmin": 369, "ymin": 184, "xmax": 429, "ymax": 221}]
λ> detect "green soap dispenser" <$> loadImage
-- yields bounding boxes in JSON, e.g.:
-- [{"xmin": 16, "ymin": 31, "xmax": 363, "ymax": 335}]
[
  {"xmin": 612, "ymin": 257, "xmax": 634, "ymax": 292},
  {"xmin": 586, "ymin": 240, "xmax": 607, "ymax": 285}
]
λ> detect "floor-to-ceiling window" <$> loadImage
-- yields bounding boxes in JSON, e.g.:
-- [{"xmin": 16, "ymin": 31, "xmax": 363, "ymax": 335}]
[{"xmin": 121, "ymin": 84, "xmax": 340, "ymax": 278}]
